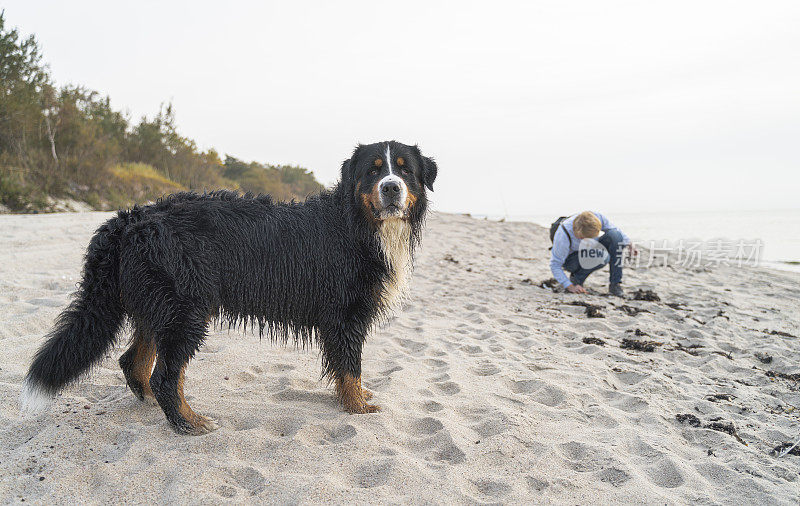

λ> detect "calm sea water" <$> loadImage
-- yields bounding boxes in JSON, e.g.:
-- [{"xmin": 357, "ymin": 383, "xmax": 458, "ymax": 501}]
[{"xmin": 491, "ymin": 209, "xmax": 800, "ymax": 273}]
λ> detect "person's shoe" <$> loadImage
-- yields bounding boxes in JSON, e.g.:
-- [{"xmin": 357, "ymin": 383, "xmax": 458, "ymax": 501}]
[{"xmin": 609, "ymin": 283, "xmax": 624, "ymax": 297}]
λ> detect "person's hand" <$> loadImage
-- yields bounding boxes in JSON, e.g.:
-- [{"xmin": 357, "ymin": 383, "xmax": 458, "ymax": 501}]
[{"xmin": 567, "ymin": 284, "xmax": 586, "ymax": 294}]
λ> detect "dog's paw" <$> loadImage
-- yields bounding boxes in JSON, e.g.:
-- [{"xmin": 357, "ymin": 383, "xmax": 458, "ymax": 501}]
[
  {"xmin": 172, "ymin": 414, "xmax": 220, "ymax": 435},
  {"xmin": 350, "ymin": 403, "xmax": 381, "ymax": 414},
  {"xmin": 191, "ymin": 415, "xmax": 220, "ymax": 435}
]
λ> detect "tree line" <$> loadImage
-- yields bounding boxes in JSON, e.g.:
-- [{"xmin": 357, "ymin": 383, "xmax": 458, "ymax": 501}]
[{"xmin": 0, "ymin": 13, "xmax": 324, "ymax": 212}]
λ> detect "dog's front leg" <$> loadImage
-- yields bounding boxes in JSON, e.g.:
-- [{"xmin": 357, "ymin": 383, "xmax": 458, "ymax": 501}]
[{"xmin": 322, "ymin": 325, "xmax": 380, "ymax": 414}]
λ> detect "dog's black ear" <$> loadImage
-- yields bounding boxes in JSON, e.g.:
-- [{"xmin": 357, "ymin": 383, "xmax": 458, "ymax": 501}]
[
  {"xmin": 422, "ymin": 156, "xmax": 438, "ymax": 191},
  {"xmin": 342, "ymin": 144, "xmax": 364, "ymax": 182},
  {"xmin": 414, "ymin": 146, "xmax": 438, "ymax": 191}
]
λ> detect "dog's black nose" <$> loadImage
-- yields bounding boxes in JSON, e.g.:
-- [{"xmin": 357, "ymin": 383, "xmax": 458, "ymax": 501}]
[{"xmin": 381, "ymin": 181, "xmax": 401, "ymax": 195}]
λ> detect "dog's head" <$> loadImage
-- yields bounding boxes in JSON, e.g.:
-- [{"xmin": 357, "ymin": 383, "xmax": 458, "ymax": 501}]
[{"xmin": 343, "ymin": 141, "xmax": 437, "ymax": 224}]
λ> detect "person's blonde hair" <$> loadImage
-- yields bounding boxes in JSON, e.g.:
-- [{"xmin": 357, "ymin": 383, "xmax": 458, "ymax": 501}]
[{"xmin": 574, "ymin": 211, "xmax": 601, "ymax": 238}]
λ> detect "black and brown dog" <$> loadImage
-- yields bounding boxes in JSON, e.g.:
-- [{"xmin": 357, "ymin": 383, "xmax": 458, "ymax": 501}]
[{"xmin": 20, "ymin": 141, "xmax": 437, "ymax": 435}]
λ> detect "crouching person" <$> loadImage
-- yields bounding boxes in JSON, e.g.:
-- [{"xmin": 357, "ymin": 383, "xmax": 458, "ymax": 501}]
[{"xmin": 549, "ymin": 211, "xmax": 636, "ymax": 297}]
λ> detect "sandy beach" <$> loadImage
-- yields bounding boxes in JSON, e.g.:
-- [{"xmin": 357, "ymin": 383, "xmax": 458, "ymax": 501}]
[{"xmin": 1, "ymin": 211, "xmax": 798, "ymax": 504}]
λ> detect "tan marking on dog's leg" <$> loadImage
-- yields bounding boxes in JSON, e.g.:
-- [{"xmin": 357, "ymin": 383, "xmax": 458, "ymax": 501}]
[
  {"xmin": 132, "ymin": 339, "xmax": 157, "ymax": 398},
  {"xmin": 177, "ymin": 365, "xmax": 219, "ymax": 435},
  {"xmin": 120, "ymin": 329, "xmax": 157, "ymax": 401},
  {"xmin": 336, "ymin": 374, "xmax": 380, "ymax": 414}
]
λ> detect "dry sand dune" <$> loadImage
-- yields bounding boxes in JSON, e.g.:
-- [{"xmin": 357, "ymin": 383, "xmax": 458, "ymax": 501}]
[{"xmin": 1, "ymin": 211, "xmax": 799, "ymax": 504}]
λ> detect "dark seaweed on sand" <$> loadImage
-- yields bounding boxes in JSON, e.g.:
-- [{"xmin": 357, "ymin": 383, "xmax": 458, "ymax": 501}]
[
  {"xmin": 569, "ymin": 301, "xmax": 605, "ymax": 318},
  {"xmin": 539, "ymin": 278, "xmax": 558, "ymax": 290},
  {"xmin": 586, "ymin": 306, "xmax": 604, "ymax": 318},
  {"xmin": 666, "ymin": 302, "xmax": 689, "ymax": 310},
  {"xmin": 672, "ymin": 343, "xmax": 704, "ymax": 356},
  {"xmin": 632, "ymin": 289, "xmax": 661, "ymax": 302},
  {"xmin": 766, "ymin": 370, "xmax": 800, "ymax": 382},
  {"xmin": 676, "ymin": 413, "xmax": 701, "ymax": 427},
  {"xmin": 621, "ymin": 338, "xmax": 662, "ymax": 352},
  {"xmin": 443, "ymin": 254, "xmax": 459, "ymax": 264},
  {"xmin": 616, "ymin": 304, "xmax": 651, "ymax": 316},
  {"xmin": 676, "ymin": 414, "xmax": 747, "ymax": 445},
  {"xmin": 767, "ymin": 329, "xmax": 797, "ymax": 338},
  {"xmin": 582, "ymin": 337, "xmax": 606, "ymax": 346},
  {"xmin": 771, "ymin": 442, "xmax": 800, "ymax": 457},
  {"xmin": 705, "ymin": 393, "xmax": 736, "ymax": 402},
  {"xmin": 706, "ymin": 421, "xmax": 747, "ymax": 445},
  {"xmin": 754, "ymin": 352, "xmax": 773, "ymax": 364}
]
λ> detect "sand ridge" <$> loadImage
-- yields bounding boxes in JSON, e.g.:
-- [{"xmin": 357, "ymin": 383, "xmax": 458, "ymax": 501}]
[{"xmin": 0, "ymin": 211, "xmax": 798, "ymax": 503}]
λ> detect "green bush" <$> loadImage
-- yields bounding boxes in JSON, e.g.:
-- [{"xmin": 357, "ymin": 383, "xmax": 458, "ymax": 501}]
[{"xmin": 0, "ymin": 13, "xmax": 324, "ymax": 213}]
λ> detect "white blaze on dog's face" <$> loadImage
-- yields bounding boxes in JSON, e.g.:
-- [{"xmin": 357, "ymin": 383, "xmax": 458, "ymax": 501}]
[{"xmin": 377, "ymin": 144, "xmax": 408, "ymax": 218}]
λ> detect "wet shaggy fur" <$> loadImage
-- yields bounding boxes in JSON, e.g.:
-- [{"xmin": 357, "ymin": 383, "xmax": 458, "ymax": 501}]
[{"xmin": 21, "ymin": 141, "xmax": 437, "ymax": 435}]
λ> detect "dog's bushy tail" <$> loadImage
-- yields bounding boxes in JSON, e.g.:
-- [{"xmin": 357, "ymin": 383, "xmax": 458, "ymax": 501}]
[{"xmin": 20, "ymin": 215, "xmax": 128, "ymax": 414}]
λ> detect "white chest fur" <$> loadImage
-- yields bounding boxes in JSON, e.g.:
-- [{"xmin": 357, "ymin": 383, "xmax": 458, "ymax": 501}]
[{"xmin": 376, "ymin": 219, "xmax": 413, "ymax": 310}]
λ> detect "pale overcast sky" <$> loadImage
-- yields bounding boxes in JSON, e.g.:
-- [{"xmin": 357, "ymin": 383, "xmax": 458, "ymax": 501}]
[{"xmin": 4, "ymin": 1, "xmax": 799, "ymax": 216}]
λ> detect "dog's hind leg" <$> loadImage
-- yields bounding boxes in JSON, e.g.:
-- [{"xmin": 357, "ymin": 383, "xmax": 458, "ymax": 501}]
[
  {"xmin": 149, "ymin": 317, "xmax": 217, "ymax": 435},
  {"xmin": 119, "ymin": 327, "xmax": 156, "ymax": 401},
  {"xmin": 151, "ymin": 356, "xmax": 218, "ymax": 435}
]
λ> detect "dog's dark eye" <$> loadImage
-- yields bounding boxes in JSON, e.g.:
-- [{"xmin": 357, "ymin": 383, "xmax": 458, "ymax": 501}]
[
  {"xmin": 369, "ymin": 168, "xmax": 380, "ymax": 176},
  {"xmin": 401, "ymin": 167, "xmax": 411, "ymax": 175}
]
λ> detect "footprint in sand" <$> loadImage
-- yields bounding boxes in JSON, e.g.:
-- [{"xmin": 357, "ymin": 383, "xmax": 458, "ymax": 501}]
[
  {"xmin": 428, "ymin": 373, "xmax": 450, "ymax": 383},
  {"xmin": 602, "ymin": 390, "xmax": 649, "ymax": 413},
  {"xmin": 231, "ymin": 416, "xmax": 261, "ymax": 432},
  {"xmin": 526, "ymin": 476, "xmax": 550, "ymax": 492},
  {"xmin": 381, "ymin": 365, "xmax": 403, "ymax": 375},
  {"xmin": 471, "ymin": 412, "xmax": 511, "ymax": 437},
  {"xmin": 508, "ymin": 379, "xmax": 541, "ymax": 394},
  {"xmin": 103, "ymin": 429, "xmax": 139, "ymax": 463},
  {"xmin": 595, "ymin": 467, "xmax": 632, "ymax": 487},
  {"xmin": 422, "ymin": 400, "xmax": 444, "ymax": 413},
  {"xmin": 468, "ymin": 478, "xmax": 513, "ymax": 499},
  {"xmin": 463, "ymin": 303, "xmax": 489, "ymax": 314},
  {"xmin": 465, "ymin": 313, "xmax": 486, "ymax": 324},
  {"xmin": 557, "ymin": 441, "xmax": 620, "ymax": 472},
  {"xmin": 507, "ymin": 379, "xmax": 566, "ymax": 407},
  {"xmin": 269, "ymin": 363, "xmax": 295, "ymax": 372},
  {"xmin": 432, "ymin": 381, "xmax": 461, "ymax": 395},
  {"xmin": 295, "ymin": 422, "xmax": 357, "ymax": 446},
  {"xmin": 471, "ymin": 330, "xmax": 495, "ymax": 341},
  {"xmin": 460, "ymin": 344, "xmax": 483, "ymax": 355},
  {"xmin": 394, "ymin": 338, "xmax": 427, "ymax": 354},
  {"xmin": 365, "ymin": 375, "xmax": 391, "ymax": 390},
  {"xmin": 611, "ymin": 368, "xmax": 651, "ymax": 386},
  {"xmin": 424, "ymin": 358, "xmax": 448, "ymax": 369},
  {"xmin": 231, "ymin": 466, "xmax": 266, "ymax": 496},
  {"xmin": 470, "ymin": 361, "xmax": 500, "ymax": 376},
  {"xmin": 427, "ymin": 348, "xmax": 448, "ymax": 357},
  {"xmin": 217, "ymin": 485, "xmax": 237, "ymax": 498},
  {"xmin": 644, "ymin": 458, "xmax": 685, "ymax": 489},
  {"xmin": 351, "ymin": 458, "xmax": 394, "ymax": 488},
  {"xmin": 326, "ymin": 423, "xmax": 357, "ymax": 443},
  {"xmin": 425, "ymin": 431, "xmax": 466, "ymax": 464},
  {"xmin": 404, "ymin": 416, "xmax": 444, "ymax": 436},
  {"xmin": 627, "ymin": 438, "xmax": 685, "ymax": 489}
]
